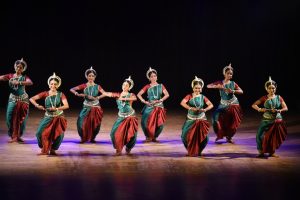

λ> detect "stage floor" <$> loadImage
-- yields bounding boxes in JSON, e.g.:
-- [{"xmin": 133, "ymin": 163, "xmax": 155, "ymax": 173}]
[{"xmin": 1, "ymin": 108, "xmax": 300, "ymax": 200}]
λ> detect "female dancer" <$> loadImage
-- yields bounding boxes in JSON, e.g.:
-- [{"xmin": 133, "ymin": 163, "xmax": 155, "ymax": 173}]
[
  {"xmin": 137, "ymin": 67, "xmax": 169, "ymax": 142},
  {"xmin": 180, "ymin": 76, "xmax": 213, "ymax": 157},
  {"xmin": 105, "ymin": 76, "xmax": 138, "ymax": 155},
  {"xmin": 0, "ymin": 58, "xmax": 33, "ymax": 143},
  {"xmin": 70, "ymin": 67, "xmax": 107, "ymax": 143},
  {"xmin": 30, "ymin": 73, "xmax": 69, "ymax": 156},
  {"xmin": 207, "ymin": 63, "xmax": 243, "ymax": 143},
  {"xmin": 252, "ymin": 77, "xmax": 288, "ymax": 158}
]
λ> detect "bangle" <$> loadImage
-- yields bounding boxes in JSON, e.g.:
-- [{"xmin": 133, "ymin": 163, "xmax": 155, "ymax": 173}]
[
  {"xmin": 19, "ymin": 81, "xmax": 23, "ymax": 85},
  {"xmin": 232, "ymin": 90, "xmax": 235, "ymax": 94},
  {"xmin": 35, "ymin": 104, "xmax": 39, "ymax": 107},
  {"xmin": 258, "ymin": 108, "xmax": 261, "ymax": 112},
  {"xmin": 75, "ymin": 92, "xmax": 78, "ymax": 96},
  {"xmin": 188, "ymin": 107, "xmax": 192, "ymax": 110}
]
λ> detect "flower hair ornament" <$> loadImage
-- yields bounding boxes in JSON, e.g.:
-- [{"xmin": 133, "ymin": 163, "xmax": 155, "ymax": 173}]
[
  {"xmin": 14, "ymin": 58, "xmax": 27, "ymax": 72},
  {"xmin": 47, "ymin": 72, "xmax": 62, "ymax": 88},
  {"xmin": 85, "ymin": 66, "xmax": 97, "ymax": 79},
  {"xmin": 146, "ymin": 67, "xmax": 157, "ymax": 79},
  {"xmin": 124, "ymin": 75, "xmax": 134, "ymax": 90},
  {"xmin": 264, "ymin": 76, "xmax": 276, "ymax": 91},
  {"xmin": 191, "ymin": 76, "xmax": 204, "ymax": 88},
  {"xmin": 223, "ymin": 63, "xmax": 233, "ymax": 75}
]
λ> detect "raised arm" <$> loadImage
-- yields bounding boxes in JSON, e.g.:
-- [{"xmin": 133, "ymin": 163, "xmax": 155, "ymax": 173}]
[
  {"xmin": 30, "ymin": 93, "xmax": 45, "ymax": 111},
  {"xmin": 70, "ymin": 85, "xmax": 86, "ymax": 98},
  {"xmin": 58, "ymin": 94, "xmax": 69, "ymax": 111},
  {"xmin": 160, "ymin": 88, "xmax": 170, "ymax": 102},
  {"xmin": 119, "ymin": 93, "xmax": 137, "ymax": 101},
  {"xmin": 203, "ymin": 98, "xmax": 214, "ymax": 112},
  {"xmin": 279, "ymin": 96, "xmax": 288, "ymax": 113},
  {"xmin": 0, "ymin": 74, "xmax": 9, "ymax": 81},
  {"xmin": 207, "ymin": 82, "xmax": 224, "ymax": 89},
  {"xmin": 252, "ymin": 99, "xmax": 266, "ymax": 113}
]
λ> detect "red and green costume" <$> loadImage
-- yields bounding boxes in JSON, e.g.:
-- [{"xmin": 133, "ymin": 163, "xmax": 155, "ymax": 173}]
[
  {"xmin": 211, "ymin": 80, "xmax": 242, "ymax": 140},
  {"xmin": 3, "ymin": 74, "xmax": 30, "ymax": 140},
  {"xmin": 75, "ymin": 84, "xmax": 103, "ymax": 143},
  {"xmin": 35, "ymin": 91, "xmax": 67, "ymax": 154},
  {"xmin": 181, "ymin": 94, "xmax": 210, "ymax": 156},
  {"xmin": 140, "ymin": 84, "xmax": 166, "ymax": 140},
  {"xmin": 256, "ymin": 95, "xmax": 287, "ymax": 154},
  {"xmin": 110, "ymin": 93, "xmax": 138, "ymax": 153}
]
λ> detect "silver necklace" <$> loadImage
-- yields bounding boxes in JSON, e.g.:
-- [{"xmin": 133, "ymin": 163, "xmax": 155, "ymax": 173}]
[
  {"xmin": 268, "ymin": 96, "xmax": 275, "ymax": 109},
  {"xmin": 151, "ymin": 84, "xmax": 159, "ymax": 99},
  {"xmin": 192, "ymin": 94, "xmax": 201, "ymax": 109},
  {"xmin": 87, "ymin": 85, "xmax": 94, "ymax": 96},
  {"xmin": 49, "ymin": 92, "xmax": 58, "ymax": 108}
]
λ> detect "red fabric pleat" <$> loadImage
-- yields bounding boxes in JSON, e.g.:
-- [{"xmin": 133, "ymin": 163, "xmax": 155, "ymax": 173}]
[
  {"xmin": 82, "ymin": 107, "xmax": 103, "ymax": 142},
  {"xmin": 114, "ymin": 117, "xmax": 138, "ymax": 152},
  {"xmin": 147, "ymin": 107, "xmax": 166, "ymax": 139},
  {"xmin": 187, "ymin": 120, "xmax": 210, "ymax": 156},
  {"xmin": 262, "ymin": 119, "xmax": 287, "ymax": 153},
  {"xmin": 218, "ymin": 104, "xmax": 242, "ymax": 138},
  {"xmin": 12, "ymin": 102, "xmax": 29, "ymax": 138},
  {"xmin": 41, "ymin": 117, "xmax": 67, "ymax": 153}
]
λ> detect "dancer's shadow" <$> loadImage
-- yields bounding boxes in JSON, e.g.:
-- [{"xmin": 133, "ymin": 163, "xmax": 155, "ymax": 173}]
[
  {"xmin": 56, "ymin": 151, "xmax": 111, "ymax": 157},
  {"xmin": 62, "ymin": 139, "xmax": 112, "ymax": 145},
  {"xmin": 136, "ymin": 139, "xmax": 182, "ymax": 144},
  {"xmin": 202, "ymin": 152, "xmax": 267, "ymax": 159}
]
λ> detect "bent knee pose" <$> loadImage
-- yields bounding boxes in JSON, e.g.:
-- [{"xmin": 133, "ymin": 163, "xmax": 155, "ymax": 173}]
[
  {"xmin": 207, "ymin": 63, "xmax": 243, "ymax": 143},
  {"xmin": 70, "ymin": 67, "xmax": 109, "ymax": 143},
  {"xmin": 0, "ymin": 58, "xmax": 33, "ymax": 143},
  {"xmin": 104, "ymin": 76, "xmax": 138, "ymax": 156},
  {"xmin": 137, "ymin": 67, "xmax": 169, "ymax": 143},
  {"xmin": 30, "ymin": 73, "xmax": 69, "ymax": 156},
  {"xmin": 252, "ymin": 76, "xmax": 288, "ymax": 158},
  {"xmin": 180, "ymin": 76, "xmax": 213, "ymax": 157}
]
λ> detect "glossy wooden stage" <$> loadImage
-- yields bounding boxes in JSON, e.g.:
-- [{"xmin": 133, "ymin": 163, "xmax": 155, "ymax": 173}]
[{"xmin": 1, "ymin": 108, "xmax": 299, "ymax": 200}]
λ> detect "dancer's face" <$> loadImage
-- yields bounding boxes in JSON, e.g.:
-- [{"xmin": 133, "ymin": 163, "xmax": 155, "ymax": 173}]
[
  {"xmin": 122, "ymin": 82, "xmax": 130, "ymax": 92},
  {"xmin": 149, "ymin": 72, "xmax": 157, "ymax": 83},
  {"xmin": 87, "ymin": 73, "xmax": 96, "ymax": 82},
  {"xmin": 224, "ymin": 69, "xmax": 233, "ymax": 80},
  {"xmin": 15, "ymin": 64, "xmax": 24, "ymax": 74},
  {"xmin": 49, "ymin": 80, "xmax": 59, "ymax": 91},
  {"xmin": 193, "ymin": 84, "xmax": 202, "ymax": 95},
  {"xmin": 267, "ymin": 85, "xmax": 276, "ymax": 95}
]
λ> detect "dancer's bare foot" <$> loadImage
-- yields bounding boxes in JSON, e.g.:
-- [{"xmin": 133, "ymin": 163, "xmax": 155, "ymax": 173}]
[
  {"xmin": 37, "ymin": 152, "xmax": 48, "ymax": 156},
  {"xmin": 143, "ymin": 137, "xmax": 152, "ymax": 143},
  {"xmin": 125, "ymin": 147, "xmax": 131, "ymax": 154},
  {"xmin": 49, "ymin": 149, "xmax": 58, "ymax": 156},
  {"xmin": 8, "ymin": 138, "xmax": 18, "ymax": 143},
  {"xmin": 152, "ymin": 138, "xmax": 160, "ymax": 143},
  {"xmin": 115, "ymin": 150, "xmax": 122, "ymax": 156},
  {"xmin": 17, "ymin": 137, "xmax": 25, "ymax": 143},
  {"xmin": 269, "ymin": 153, "xmax": 279, "ymax": 158}
]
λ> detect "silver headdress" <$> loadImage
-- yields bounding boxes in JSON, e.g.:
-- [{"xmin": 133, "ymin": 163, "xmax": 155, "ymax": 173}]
[
  {"xmin": 223, "ymin": 63, "xmax": 233, "ymax": 75},
  {"xmin": 264, "ymin": 76, "xmax": 276, "ymax": 91},
  {"xmin": 14, "ymin": 58, "xmax": 27, "ymax": 72},
  {"xmin": 124, "ymin": 75, "xmax": 134, "ymax": 90},
  {"xmin": 191, "ymin": 76, "xmax": 204, "ymax": 88},
  {"xmin": 47, "ymin": 72, "xmax": 62, "ymax": 88},
  {"xmin": 146, "ymin": 67, "xmax": 157, "ymax": 79},
  {"xmin": 85, "ymin": 66, "xmax": 97, "ymax": 79}
]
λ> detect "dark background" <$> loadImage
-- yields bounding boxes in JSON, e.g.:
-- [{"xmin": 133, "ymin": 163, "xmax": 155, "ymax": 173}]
[{"xmin": 0, "ymin": 0, "xmax": 299, "ymax": 111}]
